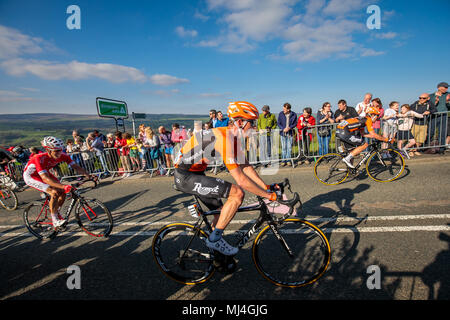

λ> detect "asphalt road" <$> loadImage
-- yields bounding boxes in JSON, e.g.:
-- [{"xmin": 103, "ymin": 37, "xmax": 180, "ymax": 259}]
[{"xmin": 1, "ymin": 154, "xmax": 449, "ymax": 301}]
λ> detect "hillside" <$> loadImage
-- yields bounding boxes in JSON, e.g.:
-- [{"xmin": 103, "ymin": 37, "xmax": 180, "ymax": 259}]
[{"xmin": 0, "ymin": 113, "xmax": 209, "ymax": 148}]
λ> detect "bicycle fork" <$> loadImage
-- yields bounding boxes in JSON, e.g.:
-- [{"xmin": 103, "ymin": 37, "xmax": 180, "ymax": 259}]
[{"xmin": 268, "ymin": 223, "xmax": 294, "ymax": 258}]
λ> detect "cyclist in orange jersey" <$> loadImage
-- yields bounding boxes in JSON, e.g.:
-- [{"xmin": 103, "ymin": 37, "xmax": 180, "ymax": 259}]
[
  {"xmin": 174, "ymin": 101, "xmax": 280, "ymax": 255},
  {"xmin": 336, "ymin": 106, "xmax": 395, "ymax": 168}
]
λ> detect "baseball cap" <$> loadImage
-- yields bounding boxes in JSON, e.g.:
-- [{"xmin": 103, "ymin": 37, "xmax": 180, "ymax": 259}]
[{"xmin": 437, "ymin": 82, "xmax": 448, "ymax": 88}]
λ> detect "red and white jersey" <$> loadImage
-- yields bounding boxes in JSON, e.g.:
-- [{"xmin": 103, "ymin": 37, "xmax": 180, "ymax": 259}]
[{"xmin": 24, "ymin": 152, "xmax": 75, "ymax": 182}]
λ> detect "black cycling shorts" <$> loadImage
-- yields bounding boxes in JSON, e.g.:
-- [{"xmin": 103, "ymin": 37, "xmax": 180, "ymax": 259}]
[
  {"xmin": 336, "ymin": 129, "xmax": 364, "ymax": 149},
  {"xmin": 174, "ymin": 169, "xmax": 232, "ymax": 211}
]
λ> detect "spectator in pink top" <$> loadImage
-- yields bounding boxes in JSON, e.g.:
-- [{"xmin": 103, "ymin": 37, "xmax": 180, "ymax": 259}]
[{"xmin": 371, "ymin": 98, "xmax": 384, "ymax": 134}]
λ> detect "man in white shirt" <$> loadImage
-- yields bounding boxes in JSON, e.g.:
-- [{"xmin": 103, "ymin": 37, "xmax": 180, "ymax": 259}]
[{"xmin": 356, "ymin": 93, "xmax": 373, "ymax": 117}]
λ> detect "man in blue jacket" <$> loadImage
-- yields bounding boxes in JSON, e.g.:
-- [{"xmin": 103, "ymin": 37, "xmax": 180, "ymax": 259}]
[{"xmin": 277, "ymin": 103, "xmax": 297, "ymax": 166}]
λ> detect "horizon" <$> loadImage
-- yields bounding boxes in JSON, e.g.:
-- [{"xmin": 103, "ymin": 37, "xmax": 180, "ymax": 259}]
[{"xmin": 0, "ymin": 0, "xmax": 448, "ymax": 115}]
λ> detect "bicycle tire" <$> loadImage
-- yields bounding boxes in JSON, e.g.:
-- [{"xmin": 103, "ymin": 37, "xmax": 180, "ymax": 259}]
[
  {"xmin": 75, "ymin": 198, "xmax": 113, "ymax": 237},
  {"xmin": 0, "ymin": 187, "xmax": 18, "ymax": 211},
  {"xmin": 366, "ymin": 148, "xmax": 405, "ymax": 182},
  {"xmin": 314, "ymin": 153, "xmax": 349, "ymax": 186},
  {"xmin": 23, "ymin": 201, "xmax": 57, "ymax": 239},
  {"xmin": 152, "ymin": 223, "xmax": 215, "ymax": 285},
  {"xmin": 252, "ymin": 218, "xmax": 331, "ymax": 288}
]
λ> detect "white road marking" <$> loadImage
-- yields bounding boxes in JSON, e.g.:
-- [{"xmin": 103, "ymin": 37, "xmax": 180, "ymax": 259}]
[{"xmin": 1, "ymin": 213, "xmax": 449, "ymax": 237}]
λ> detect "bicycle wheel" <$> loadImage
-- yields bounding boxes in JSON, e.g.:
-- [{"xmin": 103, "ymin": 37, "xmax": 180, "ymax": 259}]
[
  {"xmin": 23, "ymin": 201, "xmax": 57, "ymax": 239},
  {"xmin": 0, "ymin": 187, "xmax": 18, "ymax": 211},
  {"xmin": 252, "ymin": 218, "xmax": 331, "ymax": 288},
  {"xmin": 366, "ymin": 148, "xmax": 405, "ymax": 182},
  {"xmin": 314, "ymin": 153, "xmax": 349, "ymax": 185},
  {"xmin": 152, "ymin": 223, "xmax": 215, "ymax": 285},
  {"xmin": 75, "ymin": 198, "xmax": 113, "ymax": 237}
]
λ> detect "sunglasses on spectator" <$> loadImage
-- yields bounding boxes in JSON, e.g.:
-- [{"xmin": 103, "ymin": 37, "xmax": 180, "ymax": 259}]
[{"xmin": 419, "ymin": 97, "xmax": 427, "ymax": 99}]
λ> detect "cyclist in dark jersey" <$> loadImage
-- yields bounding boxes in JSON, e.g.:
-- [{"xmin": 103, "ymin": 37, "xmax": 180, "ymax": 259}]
[
  {"xmin": 174, "ymin": 101, "xmax": 280, "ymax": 255},
  {"xmin": 336, "ymin": 106, "xmax": 394, "ymax": 168}
]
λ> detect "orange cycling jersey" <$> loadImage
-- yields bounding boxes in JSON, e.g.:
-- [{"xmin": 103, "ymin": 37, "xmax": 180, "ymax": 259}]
[
  {"xmin": 337, "ymin": 116, "xmax": 374, "ymax": 134},
  {"xmin": 175, "ymin": 127, "xmax": 243, "ymax": 172}
]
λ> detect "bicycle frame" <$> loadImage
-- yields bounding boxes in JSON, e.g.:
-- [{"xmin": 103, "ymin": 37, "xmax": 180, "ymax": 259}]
[
  {"xmin": 190, "ymin": 195, "xmax": 289, "ymax": 251},
  {"xmin": 343, "ymin": 143, "xmax": 391, "ymax": 172}
]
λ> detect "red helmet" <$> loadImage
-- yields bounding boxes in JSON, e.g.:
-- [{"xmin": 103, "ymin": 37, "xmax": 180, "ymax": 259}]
[{"xmin": 227, "ymin": 101, "xmax": 259, "ymax": 120}]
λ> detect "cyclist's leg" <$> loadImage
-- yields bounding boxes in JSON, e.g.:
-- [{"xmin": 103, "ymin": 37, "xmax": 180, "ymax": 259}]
[{"xmin": 214, "ymin": 184, "xmax": 244, "ymax": 230}]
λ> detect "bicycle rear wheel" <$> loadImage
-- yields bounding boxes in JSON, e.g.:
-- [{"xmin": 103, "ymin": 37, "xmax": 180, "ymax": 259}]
[
  {"xmin": 75, "ymin": 198, "xmax": 113, "ymax": 237},
  {"xmin": 252, "ymin": 218, "xmax": 331, "ymax": 288},
  {"xmin": 314, "ymin": 153, "xmax": 349, "ymax": 185},
  {"xmin": 152, "ymin": 223, "xmax": 215, "ymax": 285},
  {"xmin": 366, "ymin": 149, "xmax": 405, "ymax": 182},
  {"xmin": 23, "ymin": 201, "xmax": 57, "ymax": 239},
  {"xmin": 0, "ymin": 187, "xmax": 18, "ymax": 211}
]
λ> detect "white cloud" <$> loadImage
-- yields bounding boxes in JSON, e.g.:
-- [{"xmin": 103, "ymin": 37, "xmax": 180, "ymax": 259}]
[
  {"xmin": 375, "ymin": 32, "xmax": 397, "ymax": 40},
  {"xmin": 149, "ymin": 74, "xmax": 190, "ymax": 86},
  {"xmin": 1, "ymin": 58, "xmax": 148, "ymax": 83},
  {"xmin": 175, "ymin": 26, "xmax": 198, "ymax": 38},
  {"xmin": 0, "ymin": 25, "xmax": 44, "ymax": 59},
  {"xmin": 0, "ymin": 25, "xmax": 190, "ymax": 86},
  {"xmin": 0, "ymin": 89, "xmax": 34, "ymax": 102},
  {"xmin": 360, "ymin": 48, "xmax": 385, "ymax": 57},
  {"xmin": 201, "ymin": 0, "xmax": 387, "ymax": 62}
]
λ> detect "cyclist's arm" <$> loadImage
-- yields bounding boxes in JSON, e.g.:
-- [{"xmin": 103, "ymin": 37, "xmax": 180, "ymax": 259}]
[
  {"xmin": 364, "ymin": 130, "xmax": 388, "ymax": 142},
  {"xmin": 70, "ymin": 163, "xmax": 92, "ymax": 179},
  {"xmin": 241, "ymin": 164, "xmax": 268, "ymax": 190},
  {"xmin": 229, "ymin": 166, "xmax": 272, "ymax": 200}
]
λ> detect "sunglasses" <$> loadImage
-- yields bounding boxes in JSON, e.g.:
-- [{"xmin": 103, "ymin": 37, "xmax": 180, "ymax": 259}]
[{"xmin": 419, "ymin": 97, "xmax": 427, "ymax": 99}]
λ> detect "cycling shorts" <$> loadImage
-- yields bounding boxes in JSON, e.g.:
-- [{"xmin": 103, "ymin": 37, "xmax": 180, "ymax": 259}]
[
  {"xmin": 336, "ymin": 129, "xmax": 364, "ymax": 148},
  {"xmin": 174, "ymin": 169, "xmax": 232, "ymax": 211}
]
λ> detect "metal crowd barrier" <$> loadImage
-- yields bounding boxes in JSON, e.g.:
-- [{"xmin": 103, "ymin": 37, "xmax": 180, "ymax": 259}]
[
  {"xmin": 300, "ymin": 110, "xmax": 449, "ymax": 158},
  {"xmin": 6, "ymin": 111, "xmax": 450, "ymax": 183}
]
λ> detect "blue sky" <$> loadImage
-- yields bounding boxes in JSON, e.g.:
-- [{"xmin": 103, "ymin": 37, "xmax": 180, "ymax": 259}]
[{"xmin": 0, "ymin": 0, "xmax": 449, "ymax": 116}]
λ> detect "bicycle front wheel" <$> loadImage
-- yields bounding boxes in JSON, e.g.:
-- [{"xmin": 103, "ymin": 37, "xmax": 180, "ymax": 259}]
[
  {"xmin": 75, "ymin": 198, "xmax": 113, "ymax": 237},
  {"xmin": 152, "ymin": 223, "xmax": 215, "ymax": 285},
  {"xmin": 314, "ymin": 153, "xmax": 349, "ymax": 185},
  {"xmin": 23, "ymin": 201, "xmax": 57, "ymax": 239},
  {"xmin": 0, "ymin": 187, "xmax": 18, "ymax": 211},
  {"xmin": 253, "ymin": 219, "xmax": 331, "ymax": 288},
  {"xmin": 366, "ymin": 149, "xmax": 405, "ymax": 182}
]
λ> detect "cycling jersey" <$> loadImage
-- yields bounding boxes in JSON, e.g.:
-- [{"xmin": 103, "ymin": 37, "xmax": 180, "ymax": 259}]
[
  {"xmin": 23, "ymin": 152, "xmax": 75, "ymax": 192},
  {"xmin": 337, "ymin": 116, "xmax": 374, "ymax": 134},
  {"xmin": 175, "ymin": 127, "xmax": 243, "ymax": 173},
  {"xmin": 336, "ymin": 116, "xmax": 374, "ymax": 148}
]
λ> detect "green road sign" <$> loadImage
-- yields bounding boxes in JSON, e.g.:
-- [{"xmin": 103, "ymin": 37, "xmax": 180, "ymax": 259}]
[
  {"xmin": 132, "ymin": 112, "xmax": 146, "ymax": 119},
  {"xmin": 96, "ymin": 97, "xmax": 128, "ymax": 118}
]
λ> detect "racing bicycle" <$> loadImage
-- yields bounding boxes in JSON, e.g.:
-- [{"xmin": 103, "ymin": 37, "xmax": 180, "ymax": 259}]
[
  {"xmin": 152, "ymin": 179, "xmax": 331, "ymax": 288},
  {"xmin": 314, "ymin": 141, "xmax": 406, "ymax": 185},
  {"xmin": 23, "ymin": 179, "xmax": 113, "ymax": 239},
  {"xmin": 0, "ymin": 183, "xmax": 18, "ymax": 211}
]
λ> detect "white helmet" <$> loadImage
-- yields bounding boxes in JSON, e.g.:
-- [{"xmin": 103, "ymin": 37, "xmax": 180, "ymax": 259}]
[{"xmin": 42, "ymin": 136, "xmax": 64, "ymax": 151}]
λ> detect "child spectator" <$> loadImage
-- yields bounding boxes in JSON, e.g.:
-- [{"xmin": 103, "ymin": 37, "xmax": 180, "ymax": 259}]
[
  {"xmin": 397, "ymin": 104, "xmax": 425, "ymax": 158},
  {"xmin": 124, "ymin": 132, "xmax": 141, "ymax": 172},
  {"xmin": 382, "ymin": 101, "xmax": 399, "ymax": 149},
  {"xmin": 114, "ymin": 131, "xmax": 132, "ymax": 178}
]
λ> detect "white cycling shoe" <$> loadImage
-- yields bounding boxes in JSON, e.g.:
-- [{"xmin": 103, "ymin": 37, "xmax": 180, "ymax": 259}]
[
  {"xmin": 52, "ymin": 219, "xmax": 66, "ymax": 228},
  {"xmin": 205, "ymin": 237, "xmax": 239, "ymax": 256},
  {"xmin": 342, "ymin": 157, "xmax": 355, "ymax": 168}
]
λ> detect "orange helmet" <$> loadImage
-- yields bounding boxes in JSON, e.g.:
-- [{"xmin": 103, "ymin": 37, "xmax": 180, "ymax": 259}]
[
  {"xmin": 366, "ymin": 106, "xmax": 380, "ymax": 115},
  {"xmin": 227, "ymin": 101, "xmax": 259, "ymax": 120}
]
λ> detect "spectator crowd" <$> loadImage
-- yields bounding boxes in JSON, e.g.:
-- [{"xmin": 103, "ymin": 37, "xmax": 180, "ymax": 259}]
[{"xmin": 1, "ymin": 81, "xmax": 449, "ymax": 182}]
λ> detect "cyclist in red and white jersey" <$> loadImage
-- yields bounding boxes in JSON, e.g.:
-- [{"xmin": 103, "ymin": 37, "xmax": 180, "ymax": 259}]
[{"xmin": 23, "ymin": 136, "xmax": 95, "ymax": 227}]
